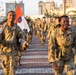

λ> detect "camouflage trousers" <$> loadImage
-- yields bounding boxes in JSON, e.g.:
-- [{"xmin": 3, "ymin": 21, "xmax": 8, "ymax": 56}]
[
  {"xmin": 53, "ymin": 59, "xmax": 76, "ymax": 75},
  {"xmin": 40, "ymin": 35, "xmax": 46, "ymax": 44},
  {"xmin": 17, "ymin": 51, "xmax": 22, "ymax": 66},
  {"xmin": 0, "ymin": 54, "xmax": 17, "ymax": 75},
  {"xmin": 48, "ymin": 45, "xmax": 55, "ymax": 63}
]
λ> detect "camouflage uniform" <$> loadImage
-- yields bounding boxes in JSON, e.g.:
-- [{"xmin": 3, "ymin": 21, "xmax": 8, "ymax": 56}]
[
  {"xmin": 36, "ymin": 18, "xmax": 42, "ymax": 38},
  {"xmin": 0, "ymin": 23, "xmax": 23, "ymax": 75},
  {"xmin": 70, "ymin": 25, "xmax": 76, "ymax": 67},
  {"xmin": 33, "ymin": 19, "xmax": 38, "ymax": 36},
  {"xmin": 49, "ymin": 26, "xmax": 76, "ymax": 75},
  {"xmin": 40, "ymin": 20, "xmax": 48, "ymax": 44}
]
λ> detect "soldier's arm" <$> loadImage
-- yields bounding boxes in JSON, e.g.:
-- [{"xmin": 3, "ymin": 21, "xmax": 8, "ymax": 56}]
[
  {"xmin": 17, "ymin": 26, "xmax": 23, "ymax": 38},
  {"xmin": 48, "ymin": 30, "xmax": 57, "ymax": 62},
  {"xmin": 47, "ymin": 25, "xmax": 52, "ymax": 38},
  {"xmin": 17, "ymin": 26, "xmax": 29, "ymax": 51},
  {"xmin": 73, "ymin": 29, "xmax": 76, "ymax": 53}
]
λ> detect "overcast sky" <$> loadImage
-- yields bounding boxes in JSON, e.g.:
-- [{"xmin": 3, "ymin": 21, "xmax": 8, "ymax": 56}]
[{"xmin": 0, "ymin": 0, "xmax": 62, "ymax": 16}]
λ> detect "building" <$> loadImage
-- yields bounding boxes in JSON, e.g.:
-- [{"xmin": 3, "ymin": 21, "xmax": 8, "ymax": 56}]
[
  {"xmin": 62, "ymin": 0, "xmax": 76, "ymax": 15},
  {"xmin": 38, "ymin": 0, "xmax": 55, "ymax": 15},
  {"xmin": 0, "ymin": 16, "xmax": 5, "ymax": 23},
  {"xmin": 47, "ymin": 0, "xmax": 53, "ymax": 2},
  {"xmin": 6, "ymin": 2, "xmax": 17, "ymax": 15},
  {"xmin": 0, "ymin": 2, "xmax": 5, "ymax": 16},
  {"xmin": 65, "ymin": 0, "xmax": 76, "ymax": 8},
  {"xmin": 6, "ymin": 1, "xmax": 24, "ymax": 15}
]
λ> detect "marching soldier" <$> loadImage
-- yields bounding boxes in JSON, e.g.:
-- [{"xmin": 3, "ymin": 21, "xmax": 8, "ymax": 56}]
[
  {"xmin": 48, "ymin": 15, "xmax": 76, "ymax": 75},
  {"xmin": 48, "ymin": 16, "xmax": 60, "ymax": 63},
  {"xmin": 40, "ymin": 17, "xmax": 47, "ymax": 44},
  {"xmin": 0, "ymin": 11, "xmax": 28, "ymax": 75}
]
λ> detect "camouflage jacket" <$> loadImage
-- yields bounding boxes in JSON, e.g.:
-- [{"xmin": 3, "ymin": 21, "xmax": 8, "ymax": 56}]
[
  {"xmin": 49, "ymin": 26, "xmax": 76, "ymax": 60},
  {"xmin": 0, "ymin": 23, "xmax": 23, "ymax": 55}
]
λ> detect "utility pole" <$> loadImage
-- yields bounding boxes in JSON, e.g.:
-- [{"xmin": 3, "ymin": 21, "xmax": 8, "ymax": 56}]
[{"xmin": 64, "ymin": 0, "xmax": 66, "ymax": 15}]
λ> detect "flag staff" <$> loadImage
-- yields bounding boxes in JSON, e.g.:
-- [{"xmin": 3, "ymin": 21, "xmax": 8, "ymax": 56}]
[{"xmin": 15, "ymin": 0, "xmax": 16, "ymax": 9}]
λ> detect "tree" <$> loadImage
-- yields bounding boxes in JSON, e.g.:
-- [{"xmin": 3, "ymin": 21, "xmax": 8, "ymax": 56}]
[
  {"xmin": 67, "ymin": 10, "xmax": 76, "ymax": 21},
  {"xmin": 44, "ymin": 9, "xmax": 55, "ymax": 18}
]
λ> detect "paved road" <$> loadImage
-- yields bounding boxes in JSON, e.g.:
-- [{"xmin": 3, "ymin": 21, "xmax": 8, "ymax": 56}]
[{"xmin": 0, "ymin": 35, "xmax": 65, "ymax": 75}]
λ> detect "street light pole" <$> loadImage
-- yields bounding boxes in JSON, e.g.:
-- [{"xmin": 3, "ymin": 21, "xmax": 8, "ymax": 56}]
[{"xmin": 64, "ymin": 0, "xmax": 66, "ymax": 15}]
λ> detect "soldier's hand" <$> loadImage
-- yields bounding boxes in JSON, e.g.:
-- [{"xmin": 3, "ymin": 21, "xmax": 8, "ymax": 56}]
[
  {"xmin": 19, "ymin": 39, "xmax": 29, "ymax": 51},
  {"xmin": 22, "ymin": 42, "xmax": 29, "ymax": 50}
]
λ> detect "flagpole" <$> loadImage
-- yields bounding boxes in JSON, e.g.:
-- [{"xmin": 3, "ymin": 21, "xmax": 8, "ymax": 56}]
[{"xmin": 15, "ymin": 0, "xmax": 16, "ymax": 9}]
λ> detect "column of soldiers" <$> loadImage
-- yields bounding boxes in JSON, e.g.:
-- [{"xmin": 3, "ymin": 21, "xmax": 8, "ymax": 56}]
[
  {"xmin": 33, "ymin": 17, "xmax": 49, "ymax": 44},
  {"xmin": 1, "ymin": 11, "xmax": 76, "ymax": 75},
  {"xmin": 18, "ymin": 15, "xmax": 76, "ymax": 75},
  {"xmin": 19, "ymin": 15, "xmax": 76, "ymax": 75}
]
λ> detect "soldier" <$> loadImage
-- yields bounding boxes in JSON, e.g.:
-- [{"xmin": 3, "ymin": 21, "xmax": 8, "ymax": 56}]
[
  {"xmin": 47, "ymin": 16, "xmax": 60, "ymax": 39},
  {"xmin": 48, "ymin": 15, "xmax": 76, "ymax": 75},
  {"xmin": 36, "ymin": 18, "xmax": 42, "ymax": 38},
  {"xmin": 40, "ymin": 17, "xmax": 47, "ymax": 44},
  {"xmin": 48, "ymin": 16, "xmax": 60, "ymax": 63},
  {"xmin": 0, "ymin": 11, "xmax": 28, "ymax": 75},
  {"xmin": 70, "ymin": 19, "xmax": 76, "ymax": 67}
]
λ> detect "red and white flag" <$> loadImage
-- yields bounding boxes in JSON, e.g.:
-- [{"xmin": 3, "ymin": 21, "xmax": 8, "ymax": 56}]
[{"xmin": 14, "ymin": 4, "xmax": 30, "ymax": 32}]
